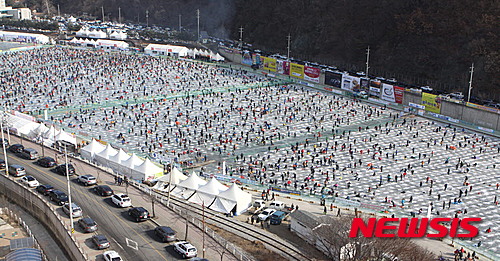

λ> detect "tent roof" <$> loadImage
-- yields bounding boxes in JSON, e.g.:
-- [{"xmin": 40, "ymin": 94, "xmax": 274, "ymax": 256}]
[
  {"xmin": 55, "ymin": 130, "xmax": 77, "ymax": 145},
  {"xmin": 134, "ymin": 158, "xmax": 163, "ymax": 175},
  {"xmin": 196, "ymin": 177, "xmax": 228, "ymax": 195},
  {"xmin": 96, "ymin": 144, "xmax": 118, "ymax": 158},
  {"xmin": 177, "ymin": 172, "xmax": 207, "ymax": 190},
  {"xmin": 81, "ymin": 139, "xmax": 106, "ymax": 154},
  {"xmin": 109, "ymin": 148, "xmax": 130, "ymax": 163},
  {"xmin": 155, "ymin": 167, "xmax": 188, "ymax": 184},
  {"xmin": 121, "ymin": 153, "xmax": 144, "ymax": 168}
]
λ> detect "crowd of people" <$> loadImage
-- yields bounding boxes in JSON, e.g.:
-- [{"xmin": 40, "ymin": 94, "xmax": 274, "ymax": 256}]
[{"xmin": 1, "ymin": 46, "xmax": 498, "ymax": 255}]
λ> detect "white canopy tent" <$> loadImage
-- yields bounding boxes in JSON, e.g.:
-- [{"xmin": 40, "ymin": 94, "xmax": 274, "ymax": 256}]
[
  {"xmin": 28, "ymin": 123, "xmax": 49, "ymax": 140},
  {"xmin": 119, "ymin": 153, "xmax": 144, "ymax": 176},
  {"xmin": 108, "ymin": 148, "xmax": 131, "ymax": 171},
  {"xmin": 188, "ymin": 177, "xmax": 228, "ymax": 205},
  {"xmin": 94, "ymin": 144, "xmax": 118, "ymax": 167},
  {"xmin": 130, "ymin": 158, "xmax": 163, "ymax": 181},
  {"xmin": 55, "ymin": 129, "xmax": 77, "ymax": 145},
  {"xmin": 152, "ymin": 167, "xmax": 188, "ymax": 192},
  {"xmin": 80, "ymin": 139, "xmax": 106, "ymax": 161},
  {"xmin": 209, "ymin": 183, "xmax": 252, "ymax": 215},
  {"xmin": 171, "ymin": 172, "xmax": 207, "ymax": 199},
  {"xmin": 6, "ymin": 113, "xmax": 38, "ymax": 136}
]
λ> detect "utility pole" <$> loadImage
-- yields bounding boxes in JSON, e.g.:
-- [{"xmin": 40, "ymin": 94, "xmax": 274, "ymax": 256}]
[
  {"xmin": 118, "ymin": 7, "xmax": 121, "ymax": 24},
  {"xmin": 365, "ymin": 46, "xmax": 370, "ymax": 77},
  {"xmin": 179, "ymin": 14, "xmax": 182, "ymax": 31},
  {"xmin": 44, "ymin": 0, "xmax": 50, "ymax": 16},
  {"xmin": 0, "ymin": 111, "xmax": 9, "ymax": 177},
  {"xmin": 57, "ymin": 4, "xmax": 60, "ymax": 17},
  {"xmin": 101, "ymin": 6, "xmax": 105, "ymax": 22},
  {"xmin": 196, "ymin": 9, "xmax": 200, "ymax": 41},
  {"xmin": 467, "ymin": 63, "xmax": 474, "ymax": 103},
  {"xmin": 65, "ymin": 144, "xmax": 74, "ymax": 233},
  {"xmin": 286, "ymin": 34, "xmax": 291, "ymax": 61},
  {"xmin": 146, "ymin": 10, "xmax": 149, "ymax": 27},
  {"xmin": 202, "ymin": 201, "xmax": 206, "ymax": 258},
  {"xmin": 239, "ymin": 26, "xmax": 243, "ymax": 49}
]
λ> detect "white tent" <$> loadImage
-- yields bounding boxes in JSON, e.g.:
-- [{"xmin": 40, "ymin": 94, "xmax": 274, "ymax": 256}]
[
  {"xmin": 209, "ymin": 183, "xmax": 252, "ymax": 215},
  {"xmin": 213, "ymin": 53, "xmax": 225, "ymax": 61},
  {"xmin": 55, "ymin": 129, "xmax": 77, "ymax": 145},
  {"xmin": 152, "ymin": 167, "xmax": 188, "ymax": 191},
  {"xmin": 130, "ymin": 158, "xmax": 163, "ymax": 181},
  {"xmin": 171, "ymin": 172, "xmax": 207, "ymax": 199},
  {"xmin": 188, "ymin": 177, "xmax": 228, "ymax": 205},
  {"xmin": 80, "ymin": 139, "xmax": 106, "ymax": 161},
  {"xmin": 28, "ymin": 123, "xmax": 49, "ymax": 140},
  {"xmin": 144, "ymin": 44, "xmax": 189, "ymax": 57},
  {"xmin": 94, "ymin": 144, "xmax": 118, "ymax": 167},
  {"xmin": 108, "ymin": 148, "xmax": 131, "ymax": 171},
  {"xmin": 119, "ymin": 153, "xmax": 144, "ymax": 175},
  {"xmin": 6, "ymin": 115, "xmax": 38, "ymax": 136}
]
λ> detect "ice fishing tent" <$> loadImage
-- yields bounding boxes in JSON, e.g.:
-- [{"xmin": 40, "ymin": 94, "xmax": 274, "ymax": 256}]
[
  {"xmin": 209, "ymin": 183, "xmax": 252, "ymax": 215},
  {"xmin": 108, "ymin": 148, "xmax": 130, "ymax": 171},
  {"xmin": 171, "ymin": 172, "xmax": 207, "ymax": 199},
  {"xmin": 80, "ymin": 139, "xmax": 106, "ymax": 161},
  {"xmin": 130, "ymin": 158, "xmax": 163, "ymax": 181},
  {"xmin": 94, "ymin": 144, "xmax": 118, "ymax": 167},
  {"xmin": 152, "ymin": 167, "xmax": 188, "ymax": 192},
  {"xmin": 188, "ymin": 177, "xmax": 228, "ymax": 205}
]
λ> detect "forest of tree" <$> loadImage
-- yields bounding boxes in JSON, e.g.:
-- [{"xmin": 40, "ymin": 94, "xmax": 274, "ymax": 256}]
[{"xmin": 8, "ymin": 0, "xmax": 499, "ymax": 100}]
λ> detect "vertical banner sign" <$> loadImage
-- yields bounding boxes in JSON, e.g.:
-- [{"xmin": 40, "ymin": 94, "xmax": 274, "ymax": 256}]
[
  {"xmin": 360, "ymin": 78, "xmax": 370, "ymax": 91},
  {"xmin": 381, "ymin": 83, "xmax": 396, "ymax": 102},
  {"xmin": 282, "ymin": 61, "xmax": 290, "ymax": 76},
  {"xmin": 304, "ymin": 66, "xmax": 321, "ymax": 83},
  {"xmin": 263, "ymin": 57, "xmax": 277, "ymax": 72},
  {"xmin": 342, "ymin": 75, "xmax": 353, "ymax": 91},
  {"xmin": 369, "ymin": 80, "xmax": 382, "ymax": 97},
  {"xmin": 252, "ymin": 53, "xmax": 261, "ymax": 65},
  {"xmin": 351, "ymin": 77, "xmax": 361, "ymax": 92},
  {"xmin": 422, "ymin": 93, "xmax": 442, "ymax": 113},
  {"xmin": 324, "ymin": 71, "xmax": 343, "ymax": 88},
  {"xmin": 394, "ymin": 86, "xmax": 405, "ymax": 104},
  {"xmin": 242, "ymin": 50, "xmax": 253, "ymax": 66},
  {"xmin": 289, "ymin": 63, "xmax": 305, "ymax": 79}
]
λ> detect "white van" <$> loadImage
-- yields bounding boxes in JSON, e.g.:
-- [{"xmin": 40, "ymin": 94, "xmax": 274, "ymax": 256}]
[{"xmin": 269, "ymin": 201, "xmax": 285, "ymax": 210}]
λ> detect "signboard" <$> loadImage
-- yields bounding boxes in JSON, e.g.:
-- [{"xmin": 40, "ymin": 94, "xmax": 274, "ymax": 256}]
[
  {"xmin": 289, "ymin": 63, "xmax": 305, "ymax": 79},
  {"xmin": 262, "ymin": 56, "xmax": 277, "ymax": 72},
  {"xmin": 304, "ymin": 66, "xmax": 320, "ymax": 83},
  {"xmin": 466, "ymin": 102, "xmax": 500, "ymax": 114},
  {"xmin": 369, "ymin": 80, "xmax": 382, "ymax": 97},
  {"xmin": 276, "ymin": 60, "xmax": 290, "ymax": 75},
  {"xmin": 341, "ymin": 75, "xmax": 354, "ymax": 91},
  {"xmin": 394, "ymin": 86, "xmax": 405, "ymax": 104},
  {"xmin": 381, "ymin": 83, "xmax": 396, "ymax": 102},
  {"xmin": 324, "ymin": 71, "xmax": 343, "ymax": 88},
  {"xmin": 422, "ymin": 93, "xmax": 442, "ymax": 113},
  {"xmin": 360, "ymin": 78, "xmax": 370, "ymax": 91},
  {"xmin": 241, "ymin": 50, "xmax": 252, "ymax": 65},
  {"xmin": 270, "ymin": 187, "xmax": 301, "ymax": 196}
]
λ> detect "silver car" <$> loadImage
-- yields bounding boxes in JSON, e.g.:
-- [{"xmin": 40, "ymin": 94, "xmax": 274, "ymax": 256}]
[{"xmin": 62, "ymin": 203, "xmax": 82, "ymax": 218}]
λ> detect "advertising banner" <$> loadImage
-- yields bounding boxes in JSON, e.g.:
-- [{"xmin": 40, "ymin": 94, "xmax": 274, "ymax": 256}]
[
  {"xmin": 381, "ymin": 83, "xmax": 395, "ymax": 102},
  {"xmin": 394, "ymin": 86, "xmax": 405, "ymax": 104},
  {"xmin": 252, "ymin": 53, "xmax": 261, "ymax": 65},
  {"xmin": 369, "ymin": 80, "xmax": 382, "ymax": 97},
  {"xmin": 262, "ymin": 57, "xmax": 277, "ymax": 72},
  {"xmin": 360, "ymin": 78, "xmax": 370, "ymax": 91},
  {"xmin": 324, "ymin": 71, "xmax": 343, "ymax": 88},
  {"xmin": 422, "ymin": 93, "xmax": 442, "ymax": 113},
  {"xmin": 241, "ymin": 50, "xmax": 252, "ymax": 66},
  {"xmin": 289, "ymin": 63, "xmax": 304, "ymax": 79},
  {"xmin": 466, "ymin": 102, "xmax": 500, "ymax": 114},
  {"xmin": 276, "ymin": 60, "xmax": 290, "ymax": 75},
  {"xmin": 351, "ymin": 76, "xmax": 361, "ymax": 92},
  {"xmin": 304, "ymin": 66, "xmax": 320, "ymax": 83},
  {"xmin": 342, "ymin": 75, "xmax": 358, "ymax": 92}
]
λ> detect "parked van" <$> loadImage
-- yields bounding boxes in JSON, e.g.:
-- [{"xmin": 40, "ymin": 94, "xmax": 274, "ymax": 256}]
[
  {"xmin": 269, "ymin": 201, "xmax": 285, "ymax": 210},
  {"xmin": 8, "ymin": 164, "xmax": 26, "ymax": 177},
  {"xmin": 270, "ymin": 211, "xmax": 287, "ymax": 225},
  {"xmin": 20, "ymin": 148, "xmax": 38, "ymax": 160},
  {"xmin": 253, "ymin": 200, "xmax": 266, "ymax": 208}
]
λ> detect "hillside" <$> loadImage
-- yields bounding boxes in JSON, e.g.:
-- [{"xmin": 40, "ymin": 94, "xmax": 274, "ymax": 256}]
[{"xmin": 8, "ymin": 0, "xmax": 499, "ymax": 100}]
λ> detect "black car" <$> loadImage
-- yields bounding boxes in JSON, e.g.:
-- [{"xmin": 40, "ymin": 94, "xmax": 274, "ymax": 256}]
[
  {"xmin": 128, "ymin": 207, "xmax": 151, "ymax": 222},
  {"xmin": 8, "ymin": 144, "xmax": 24, "ymax": 153},
  {"xmin": 93, "ymin": 185, "xmax": 113, "ymax": 196},
  {"xmin": 0, "ymin": 159, "xmax": 5, "ymax": 169},
  {"xmin": 54, "ymin": 164, "xmax": 75, "ymax": 176},
  {"xmin": 36, "ymin": 184, "xmax": 54, "ymax": 195},
  {"xmin": 154, "ymin": 226, "xmax": 176, "ymax": 242},
  {"xmin": 36, "ymin": 157, "xmax": 56, "ymax": 168},
  {"xmin": 48, "ymin": 190, "xmax": 69, "ymax": 205}
]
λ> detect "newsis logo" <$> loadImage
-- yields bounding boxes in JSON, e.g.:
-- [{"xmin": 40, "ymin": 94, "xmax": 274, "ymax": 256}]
[{"xmin": 349, "ymin": 218, "xmax": 482, "ymax": 238}]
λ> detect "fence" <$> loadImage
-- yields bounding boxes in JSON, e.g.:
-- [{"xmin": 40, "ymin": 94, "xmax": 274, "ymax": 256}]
[{"xmin": 0, "ymin": 174, "xmax": 88, "ymax": 261}]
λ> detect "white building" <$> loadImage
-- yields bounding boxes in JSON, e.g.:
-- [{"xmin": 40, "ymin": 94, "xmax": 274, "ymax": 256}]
[
  {"xmin": 144, "ymin": 44, "xmax": 189, "ymax": 57},
  {"xmin": 0, "ymin": 31, "xmax": 50, "ymax": 44},
  {"xmin": 0, "ymin": 0, "xmax": 31, "ymax": 20}
]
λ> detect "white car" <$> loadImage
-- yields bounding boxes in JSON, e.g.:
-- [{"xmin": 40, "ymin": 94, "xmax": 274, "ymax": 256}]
[
  {"xmin": 19, "ymin": 175, "xmax": 39, "ymax": 188},
  {"xmin": 112, "ymin": 194, "xmax": 132, "ymax": 208},
  {"xmin": 173, "ymin": 241, "xmax": 197, "ymax": 259},
  {"xmin": 78, "ymin": 175, "xmax": 97, "ymax": 186},
  {"xmin": 103, "ymin": 250, "xmax": 122, "ymax": 261},
  {"xmin": 62, "ymin": 202, "xmax": 83, "ymax": 218},
  {"xmin": 258, "ymin": 208, "xmax": 277, "ymax": 221}
]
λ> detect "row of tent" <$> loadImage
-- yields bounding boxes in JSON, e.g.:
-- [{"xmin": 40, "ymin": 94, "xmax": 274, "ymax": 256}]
[
  {"xmin": 144, "ymin": 44, "xmax": 224, "ymax": 61},
  {"xmin": 80, "ymin": 139, "xmax": 163, "ymax": 181},
  {"xmin": 152, "ymin": 169, "xmax": 252, "ymax": 215},
  {"xmin": 6, "ymin": 112, "xmax": 77, "ymax": 147}
]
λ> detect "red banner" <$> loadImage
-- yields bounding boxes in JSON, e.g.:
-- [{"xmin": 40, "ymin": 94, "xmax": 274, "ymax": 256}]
[
  {"xmin": 394, "ymin": 86, "xmax": 404, "ymax": 104},
  {"xmin": 304, "ymin": 66, "xmax": 320, "ymax": 83}
]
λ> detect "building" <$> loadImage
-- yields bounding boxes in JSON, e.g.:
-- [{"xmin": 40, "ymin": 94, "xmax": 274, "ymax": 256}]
[
  {"xmin": 0, "ymin": 0, "xmax": 32, "ymax": 20},
  {"xmin": 144, "ymin": 44, "xmax": 189, "ymax": 58},
  {"xmin": 0, "ymin": 31, "xmax": 50, "ymax": 44}
]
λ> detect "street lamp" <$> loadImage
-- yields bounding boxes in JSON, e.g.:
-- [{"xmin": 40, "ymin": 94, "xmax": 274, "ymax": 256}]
[
  {"xmin": 0, "ymin": 111, "xmax": 9, "ymax": 176},
  {"xmin": 64, "ymin": 143, "xmax": 74, "ymax": 232}
]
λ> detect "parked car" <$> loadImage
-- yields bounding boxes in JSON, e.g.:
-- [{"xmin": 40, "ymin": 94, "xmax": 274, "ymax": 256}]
[
  {"xmin": 154, "ymin": 226, "xmax": 176, "ymax": 242},
  {"xmin": 92, "ymin": 234, "xmax": 110, "ymax": 249},
  {"xmin": 0, "ymin": 159, "xmax": 5, "ymax": 169},
  {"xmin": 173, "ymin": 241, "xmax": 198, "ymax": 259},
  {"xmin": 8, "ymin": 144, "xmax": 24, "ymax": 153},
  {"xmin": 0, "ymin": 138, "xmax": 8, "ymax": 147},
  {"xmin": 19, "ymin": 148, "xmax": 38, "ymax": 160},
  {"xmin": 19, "ymin": 175, "xmax": 39, "ymax": 188},
  {"xmin": 112, "ymin": 193, "xmax": 132, "ymax": 207},
  {"xmin": 78, "ymin": 175, "xmax": 97, "ymax": 186},
  {"xmin": 103, "ymin": 250, "xmax": 122, "ymax": 261},
  {"xmin": 48, "ymin": 190, "xmax": 69, "ymax": 205},
  {"xmin": 78, "ymin": 216, "xmax": 97, "ymax": 233},
  {"xmin": 62, "ymin": 202, "xmax": 82, "ymax": 218},
  {"xmin": 268, "ymin": 201, "xmax": 285, "ymax": 210},
  {"xmin": 36, "ymin": 184, "xmax": 54, "ymax": 195},
  {"xmin": 54, "ymin": 164, "xmax": 75, "ymax": 175},
  {"xmin": 128, "ymin": 207, "xmax": 151, "ymax": 222},
  {"xmin": 8, "ymin": 164, "xmax": 26, "ymax": 177},
  {"xmin": 93, "ymin": 185, "xmax": 113, "ymax": 196},
  {"xmin": 258, "ymin": 208, "xmax": 276, "ymax": 221},
  {"xmin": 36, "ymin": 157, "xmax": 56, "ymax": 168},
  {"xmin": 269, "ymin": 211, "xmax": 287, "ymax": 225}
]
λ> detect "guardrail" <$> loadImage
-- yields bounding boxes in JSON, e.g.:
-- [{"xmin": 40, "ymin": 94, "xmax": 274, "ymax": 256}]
[{"xmin": 0, "ymin": 174, "xmax": 87, "ymax": 261}]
